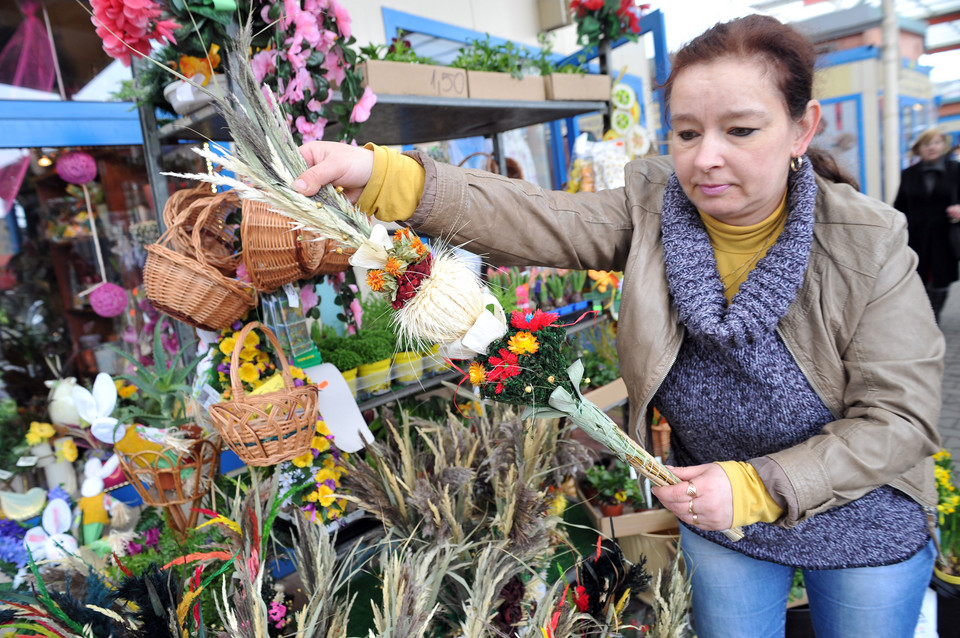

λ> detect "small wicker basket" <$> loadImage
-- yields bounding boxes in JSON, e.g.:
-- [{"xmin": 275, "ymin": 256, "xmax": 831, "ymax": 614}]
[
  {"xmin": 144, "ymin": 196, "xmax": 257, "ymax": 331},
  {"xmin": 208, "ymin": 322, "xmax": 319, "ymax": 466},
  {"xmin": 166, "ymin": 190, "xmax": 241, "ymax": 276},
  {"xmin": 116, "ymin": 436, "xmax": 220, "ymax": 534},
  {"xmin": 304, "ymin": 238, "xmax": 356, "ymax": 276}
]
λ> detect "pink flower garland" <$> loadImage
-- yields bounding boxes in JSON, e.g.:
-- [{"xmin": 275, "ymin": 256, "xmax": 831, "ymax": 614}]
[{"xmin": 90, "ymin": 0, "xmax": 180, "ymax": 67}]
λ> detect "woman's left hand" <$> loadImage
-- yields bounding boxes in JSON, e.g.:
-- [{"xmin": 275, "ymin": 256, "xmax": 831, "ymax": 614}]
[
  {"xmin": 947, "ymin": 204, "xmax": 960, "ymax": 221},
  {"xmin": 651, "ymin": 463, "xmax": 734, "ymax": 531}
]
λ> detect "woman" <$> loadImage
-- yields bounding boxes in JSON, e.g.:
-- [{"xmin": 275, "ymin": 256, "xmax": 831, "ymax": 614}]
[
  {"xmin": 293, "ymin": 15, "xmax": 941, "ymax": 637},
  {"xmin": 893, "ymin": 127, "xmax": 960, "ymax": 322}
]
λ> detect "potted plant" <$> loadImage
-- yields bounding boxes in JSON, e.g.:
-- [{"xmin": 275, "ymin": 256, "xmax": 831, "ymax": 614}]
[
  {"xmin": 319, "ymin": 347, "xmax": 362, "ymax": 398},
  {"xmin": 450, "ymin": 35, "xmax": 545, "ymax": 101},
  {"xmin": 358, "ymin": 34, "xmax": 467, "ymax": 99},
  {"xmin": 353, "ymin": 329, "xmax": 397, "ymax": 396},
  {"xmin": 528, "ymin": 34, "xmax": 611, "ymax": 102},
  {"xmin": 583, "ymin": 460, "xmax": 635, "ymax": 516},
  {"xmin": 932, "ymin": 449, "xmax": 960, "ymax": 632}
]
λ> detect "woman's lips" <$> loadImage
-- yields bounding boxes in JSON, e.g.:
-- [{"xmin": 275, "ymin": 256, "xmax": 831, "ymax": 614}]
[{"xmin": 699, "ymin": 183, "xmax": 730, "ymax": 196}]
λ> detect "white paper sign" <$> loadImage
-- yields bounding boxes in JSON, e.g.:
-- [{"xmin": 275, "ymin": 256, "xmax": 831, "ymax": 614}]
[{"xmin": 313, "ymin": 363, "xmax": 373, "ymax": 453}]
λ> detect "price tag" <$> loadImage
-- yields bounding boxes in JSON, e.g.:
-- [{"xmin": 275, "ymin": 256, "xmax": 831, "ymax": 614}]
[
  {"xmin": 283, "ymin": 283, "xmax": 301, "ymax": 308},
  {"xmin": 16, "ymin": 456, "xmax": 37, "ymax": 468},
  {"xmin": 0, "ymin": 469, "xmax": 13, "ymax": 480},
  {"xmin": 197, "ymin": 383, "xmax": 222, "ymax": 410}
]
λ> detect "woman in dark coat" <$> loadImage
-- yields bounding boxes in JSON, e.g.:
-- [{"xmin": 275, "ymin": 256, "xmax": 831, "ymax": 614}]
[{"xmin": 894, "ymin": 128, "xmax": 960, "ymax": 321}]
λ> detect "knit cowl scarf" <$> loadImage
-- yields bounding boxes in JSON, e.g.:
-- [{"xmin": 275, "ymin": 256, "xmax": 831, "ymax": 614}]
[{"xmin": 654, "ymin": 158, "xmax": 930, "ymax": 569}]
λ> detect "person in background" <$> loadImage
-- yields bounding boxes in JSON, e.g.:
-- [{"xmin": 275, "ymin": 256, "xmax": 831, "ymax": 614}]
[
  {"xmin": 293, "ymin": 15, "xmax": 941, "ymax": 638},
  {"xmin": 893, "ymin": 127, "xmax": 960, "ymax": 322}
]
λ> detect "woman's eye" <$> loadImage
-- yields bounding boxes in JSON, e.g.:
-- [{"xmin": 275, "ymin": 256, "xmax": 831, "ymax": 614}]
[
  {"xmin": 729, "ymin": 127, "xmax": 756, "ymax": 137},
  {"xmin": 677, "ymin": 130, "xmax": 698, "ymax": 141}
]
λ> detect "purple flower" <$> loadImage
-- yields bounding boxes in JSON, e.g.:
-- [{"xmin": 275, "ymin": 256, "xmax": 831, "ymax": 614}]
[
  {"xmin": 127, "ymin": 541, "xmax": 143, "ymax": 556},
  {"xmin": 143, "ymin": 526, "xmax": 160, "ymax": 549},
  {"xmin": 294, "ymin": 378, "xmax": 305, "ymax": 387},
  {"xmin": 0, "ymin": 519, "xmax": 25, "ymax": 540},
  {"xmin": 232, "ymin": 320, "xmax": 243, "ymax": 331},
  {"xmin": 217, "ymin": 363, "xmax": 229, "ymax": 373}
]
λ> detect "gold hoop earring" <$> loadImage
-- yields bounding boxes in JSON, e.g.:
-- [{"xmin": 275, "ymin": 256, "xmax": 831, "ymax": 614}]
[{"xmin": 790, "ymin": 156, "xmax": 803, "ymax": 172}]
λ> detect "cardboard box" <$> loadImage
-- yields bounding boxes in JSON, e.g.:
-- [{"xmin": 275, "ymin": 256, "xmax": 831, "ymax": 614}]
[
  {"xmin": 359, "ymin": 60, "xmax": 468, "ymax": 99},
  {"xmin": 466, "ymin": 70, "xmax": 546, "ymax": 101},
  {"xmin": 544, "ymin": 73, "xmax": 612, "ymax": 102}
]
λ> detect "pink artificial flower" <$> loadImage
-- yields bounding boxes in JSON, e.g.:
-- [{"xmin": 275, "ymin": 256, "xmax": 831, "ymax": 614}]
[
  {"xmin": 349, "ymin": 297, "xmax": 363, "ymax": 329},
  {"xmin": 236, "ymin": 261, "xmax": 252, "ymax": 284},
  {"xmin": 350, "ymin": 85, "xmax": 377, "ymax": 123},
  {"xmin": 90, "ymin": 0, "xmax": 178, "ymax": 66},
  {"xmin": 300, "ymin": 284, "xmax": 319, "ymax": 311},
  {"xmin": 268, "ymin": 601, "xmax": 287, "ymax": 628},
  {"xmin": 293, "ymin": 9, "xmax": 322, "ymax": 49},
  {"xmin": 317, "ymin": 29, "xmax": 337, "ymax": 51},
  {"xmin": 305, "ymin": 0, "xmax": 331, "ymax": 12},
  {"xmin": 322, "ymin": 52, "xmax": 346, "ymax": 87},
  {"xmin": 281, "ymin": 0, "xmax": 302, "ymax": 30},
  {"xmin": 329, "ymin": 0, "xmax": 352, "ymax": 39},
  {"xmin": 295, "ymin": 115, "xmax": 326, "ymax": 143},
  {"xmin": 307, "ymin": 98, "xmax": 326, "ymax": 112},
  {"xmin": 251, "ymin": 49, "xmax": 278, "ymax": 84}
]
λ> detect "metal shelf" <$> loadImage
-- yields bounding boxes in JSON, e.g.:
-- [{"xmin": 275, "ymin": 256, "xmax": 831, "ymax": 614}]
[{"xmin": 157, "ymin": 92, "xmax": 608, "ymax": 146}]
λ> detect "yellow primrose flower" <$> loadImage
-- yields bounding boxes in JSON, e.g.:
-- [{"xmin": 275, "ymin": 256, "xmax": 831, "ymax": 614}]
[
  {"xmin": 239, "ymin": 347, "xmax": 259, "ymax": 361},
  {"xmin": 57, "ymin": 438, "xmax": 78, "ymax": 463},
  {"xmin": 315, "ymin": 420, "xmax": 330, "ymax": 436},
  {"xmin": 316, "ymin": 483, "xmax": 336, "ymax": 507},
  {"xmin": 314, "ymin": 467, "xmax": 338, "ymax": 484},
  {"xmin": 614, "ymin": 490, "xmax": 627, "ymax": 503},
  {"xmin": 291, "ymin": 452, "xmax": 314, "ymax": 468},
  {"xmin": 33, "ymin": 422, "xmax": 55, "ymax": 439},
  {"xmin": 311, "ymin": 435, "xmax": 330, "ymax": 453},
  {"xmin": 118, "ymin": 384, "xmax": 137, "ymax": 399},
  {"xmin": 242, "ymin": 331, "xmax": 260, "ymax": 349},
  {"xmin": 508, "ymin": 331, "xmax": 539, "ymax": 355},
  {"xmin": 25, "ymin": 430, "xmax": 42, "ymax": 446},
  {"xmin": 290, "ymin": 367, "xmax": 306, "ymax": 380},
  {"xmin": 238, "ymin": 362, "xmax": 260, "ymax": 384},
  {"xmin": 257, "ymin": 351, "xmax": 270, "ymax": 366},
  {"xmin": 219, "ymin": 337, "xmax": 237, "ymax": 356}
]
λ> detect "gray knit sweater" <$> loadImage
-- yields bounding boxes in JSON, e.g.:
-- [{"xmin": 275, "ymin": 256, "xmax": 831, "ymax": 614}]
[{"xmin": 653, "ymin": 160, "xmax": 929, "ymax": 569}]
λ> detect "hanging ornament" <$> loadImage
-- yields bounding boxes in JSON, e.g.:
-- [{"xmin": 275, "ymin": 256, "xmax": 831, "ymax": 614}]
[
  {"xmin": 89, "ymin": 282, "xmax": 128, "ymax": 317},
  {"xmin": 56, "ymin": 151, "xmax": 116, "ymax": 303},
  {"xmin": 55, "ymin": 151, "xmax": 97, "ymax": 185}
]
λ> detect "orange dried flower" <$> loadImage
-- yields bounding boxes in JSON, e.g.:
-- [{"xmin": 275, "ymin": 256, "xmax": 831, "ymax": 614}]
[
  {"xmin": 394, "ymin": 228, "xmax": 412, "ymax": 241},
  {"xmin": 366, "ymin": 270, "xmax": 387, "ymax": 291},
  {"xmin": 384, "ymin": 257, "xmax": 404, "ymax": 278}
]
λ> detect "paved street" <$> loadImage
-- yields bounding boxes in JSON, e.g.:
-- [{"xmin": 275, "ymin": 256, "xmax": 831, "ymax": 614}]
[{"xmin": 938, "ymin": 291, "xmax": 960, "ymax": 462}]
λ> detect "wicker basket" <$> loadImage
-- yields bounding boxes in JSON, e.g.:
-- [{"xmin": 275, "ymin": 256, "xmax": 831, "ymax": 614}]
[
  {"xmin": 303, "ymin": 238, "xmax": 356, "ymax": 276},
  {"xmin": 208, "ymin": 322, "xmax": 319, "ymax": 466},
  {"xmin": 166, "ymin": 190, "xmax": 241, "ymax": 276},
  {"xmin": 161, "ymin": 184, "xmax": 212, "ymax": 229},
  {"xmin": 144, "ymin": 200, "xmax": 257, "ymax": 331},
  {"xmin": 116, "ymin": 436, "xmax": 220, "ymax": 534}
]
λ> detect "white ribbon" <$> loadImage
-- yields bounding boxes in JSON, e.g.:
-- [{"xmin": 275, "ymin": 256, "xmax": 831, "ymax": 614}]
[
  {"xmin": 349, "ymin": 224, "xmax": 393, "ymax": 269},
  {"xmin": 437, "ymin": 292, "xmax": 508, "ymax": 359}
]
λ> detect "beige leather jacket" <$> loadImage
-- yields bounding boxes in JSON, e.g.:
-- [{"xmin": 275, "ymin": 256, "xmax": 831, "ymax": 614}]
[{"xmin": 407, "ymin": 152, "xmax": 943, "ymax": 527}]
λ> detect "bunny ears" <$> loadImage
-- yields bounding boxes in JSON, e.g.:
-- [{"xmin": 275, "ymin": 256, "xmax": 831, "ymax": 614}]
[
  {"xmin": 72, "ymin": 373, "xmax": 127, "ymax": 444},
  {"xmin": 23, "ymin": 498, "xmax": 78, "ymax": 561}
]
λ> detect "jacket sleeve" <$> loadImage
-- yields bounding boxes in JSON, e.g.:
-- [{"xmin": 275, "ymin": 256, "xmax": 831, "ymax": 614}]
[
  {"xmin": 755, "ymin": 210, "xmax": 943, "ymax": 527},
  {"xmin": 403, "ymin": 151, "xmax": 636, "ymax": 272}
]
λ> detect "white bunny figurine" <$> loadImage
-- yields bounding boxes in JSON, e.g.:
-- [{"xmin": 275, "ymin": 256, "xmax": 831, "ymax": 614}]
[
  {"xmin": 72, "ymin": 372, "xmax": 126, "ymax": 444},
  {"xmin": 23, "ymin": 498, "xmax": 78, "ymax": 561},
  {"xmin": 78, "ymin": 454, "xmax": 119, "ymax": 544}
]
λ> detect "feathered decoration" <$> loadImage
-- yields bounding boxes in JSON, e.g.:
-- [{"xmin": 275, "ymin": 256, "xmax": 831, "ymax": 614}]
[{"xmin": 573, "ymin": 538, "xmax": 650, "ymax": 622}]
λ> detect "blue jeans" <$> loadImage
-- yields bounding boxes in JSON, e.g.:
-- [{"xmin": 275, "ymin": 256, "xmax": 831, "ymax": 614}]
[{"xmin": 679, "ymin": 526, "xmax": 935, "ymax": 638}]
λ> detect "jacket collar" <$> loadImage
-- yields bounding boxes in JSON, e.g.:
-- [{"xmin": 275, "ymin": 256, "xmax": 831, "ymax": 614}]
[{"xmin": 660, "ymin": 158, "xmax": 818, "ymax": 349}]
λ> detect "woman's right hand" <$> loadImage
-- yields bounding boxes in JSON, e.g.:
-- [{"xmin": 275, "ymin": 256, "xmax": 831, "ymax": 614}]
[
  {"xmin": 947, "ymin": 204, "xmax": 960, "ymax": 222},
  {"xmin": 293, "ymin": 141, "xmax": 375, "ymax": 203}
]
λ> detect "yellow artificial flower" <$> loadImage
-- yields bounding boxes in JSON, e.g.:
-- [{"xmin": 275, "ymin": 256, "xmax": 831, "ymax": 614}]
[
  {"xmin": 238, "ymin": 362, "xmax": 260, "ymax": 384},
  {"xmin": 290, "ymin": 367, "xmax": 306, "ymax": 381},
  {"xmin": 239, "ymin": 346, "xmax": 259, "ymax": 361},
  {"xmin": 314, "ymin": 467, "xmax": 338, "ymax": 484},
  {"xmin": 291, "ymin": 452, "xmax": 314, "ymax": 468},
  {"xmin": 27, "ymin": 421, "xmax": 55, "ymax": 445},
  {"xmin": 218, "ymin": 337, "xmax": 237, "ymax": 356},
  {"xmin": 468, "ymin": 362, "xmax": 486, "ymax": 385},
  {"xmin": 315, "ymin": 420, "xmax": 331, "ymax": 436},
  {"xmin": 315, "ymin": 483, "xmax": 336, "ymax": 507},
  {"xmin": 614, "ymin": 490, "xmax": 627, "ymax": 503},
  {"xmin": 25, "ymin": 430, "xmax": 42, "ymax": 446},
  {"xmin": 242, "ymin": 331, "xmax": 260, "ymax": 349},
  {"xmin": 118, "ymin": 383, "xmax": 137, "ymax": 399},
  {"xmin": 311, "ymin": 435, "xmax": 330, "ymax": 453},
  {"xmin": 304, "ymin": 490, "xmax": 320, "ymax": 502},
  {"xmin": 508, "ymin": 331, "xmax": 539, "ymax": 355},
  {"xmin": 257, "ymin": 351, "xmax": 270, "ymax": 367},
  {"xmin": 57, "ymin": 438, "xmax": 78, "ymax": 463}
]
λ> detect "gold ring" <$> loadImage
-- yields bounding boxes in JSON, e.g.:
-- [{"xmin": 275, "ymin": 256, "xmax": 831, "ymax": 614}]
[
  {"xmin": 692, "ymin": 513, "xmax": 699, "ymax": 525},
  {"xmin": 686, "ymin": 482, "xmax": 697, "ymax": 498},
  {"xmin": 688, "ymin": 500, "xmax": 695, "ymax": 514}
]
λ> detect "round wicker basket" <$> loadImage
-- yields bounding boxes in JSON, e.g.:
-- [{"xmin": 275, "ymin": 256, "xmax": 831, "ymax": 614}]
[
  {"xmin": 166, "ymin": 190, "xmax": 241, "ymax": 276},
  {"xmin": 208, "ymin": 322, "xmax": 319, "ymax": 466}
]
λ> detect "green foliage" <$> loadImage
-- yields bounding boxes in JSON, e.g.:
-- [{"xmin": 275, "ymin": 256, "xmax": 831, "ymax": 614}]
[
  {"xmin": 320, "ymin": 346, "xmax": 362, "ymax": 372},
  {"xmin": 583, "ymin": 460, "xmax": 645, "ymax": 506},
  {"xmin": 109, "ymin": 320, "xmax": 201, "ymax": 427},
  {"xmin": 359, "ymin": 294, "xmax": 394, "ymax": 332},
  {"xmin": 352, "ymin": 329, "xmax": 396, "ymax": 364},
  {"xmin": 359, "ymin": 33, "xmax": 437, "ymax": 65},
  {"xmin": 450, "ymin": 35, "xmax": 531, "ymax": 79}
]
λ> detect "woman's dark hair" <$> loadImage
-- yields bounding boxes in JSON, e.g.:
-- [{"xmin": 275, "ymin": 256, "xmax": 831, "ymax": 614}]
[{"xmin": 662, "ymin": 14, "xmax": 858, "ymax": 188}]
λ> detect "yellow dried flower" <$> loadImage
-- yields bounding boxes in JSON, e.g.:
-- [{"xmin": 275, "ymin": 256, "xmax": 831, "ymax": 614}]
[
  {"xmin": 468, "ymin": 362, "xmax": 486, "ymax": 385},
  {"xmin": 508, "ymin": 331, "xmax": 539, "ymax": 355}
]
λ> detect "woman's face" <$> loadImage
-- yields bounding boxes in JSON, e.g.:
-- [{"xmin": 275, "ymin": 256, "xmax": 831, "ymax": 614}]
[
  {"xmin": 669, "ymin": 57, "xmax": 820, "ymax": 226},
  {"xmin": 918, "ymin": 135, "xmax": 946, "ymax": 162}
]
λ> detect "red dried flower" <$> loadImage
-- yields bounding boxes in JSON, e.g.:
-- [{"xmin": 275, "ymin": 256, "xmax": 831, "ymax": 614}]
[{"xmin": 510, "ymin": 309, "xmax": 559, "ymax": 332}]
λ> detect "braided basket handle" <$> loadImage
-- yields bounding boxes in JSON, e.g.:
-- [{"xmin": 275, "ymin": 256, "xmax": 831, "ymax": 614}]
[
  {"xmin": 190, "ymin": 190, "xmax": 226, "ymax": 271},
  {"xmin": 228, "ymin": 321, "xmax": 295, "ymax": 401}
]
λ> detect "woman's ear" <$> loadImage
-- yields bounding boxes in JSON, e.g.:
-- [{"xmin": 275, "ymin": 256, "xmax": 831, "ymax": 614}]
[{"xmin": 793, "ymin": 99, "xmax": 822, "ymax": 157}]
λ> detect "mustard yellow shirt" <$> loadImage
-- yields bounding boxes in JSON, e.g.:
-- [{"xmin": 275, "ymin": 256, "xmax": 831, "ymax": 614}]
[{"xmin": 359, "ymin": 144, "xmax": 784, "ymax": 526}]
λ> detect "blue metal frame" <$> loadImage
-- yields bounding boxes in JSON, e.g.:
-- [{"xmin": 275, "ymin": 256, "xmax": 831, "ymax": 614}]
[
  {"xmin": 0, "ymin": 100, "xmax": 143, "ymax": 148},
  {"xmin": 817, "ymin": 93, "xmax": 867, "ymax": 192},
  {"xmin": 380, "ymin": 7, "xmax": 670, "ymax": 188}
]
